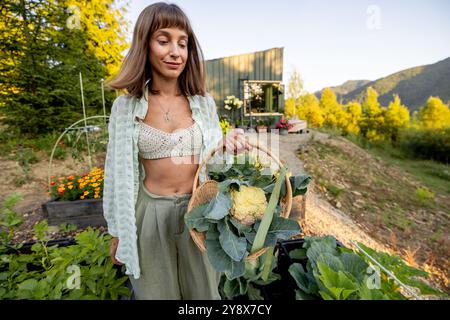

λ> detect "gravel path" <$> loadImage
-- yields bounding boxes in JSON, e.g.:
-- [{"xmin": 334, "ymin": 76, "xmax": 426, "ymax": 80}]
[{"xmin": 245, "ymin": 129, "xmax": 390, "ymax": 253}]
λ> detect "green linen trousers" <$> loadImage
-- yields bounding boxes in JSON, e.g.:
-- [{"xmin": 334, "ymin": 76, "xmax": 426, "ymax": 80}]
[{"xmin": 129, "ymin": 178, "xmax": 222, "ymax": 300}]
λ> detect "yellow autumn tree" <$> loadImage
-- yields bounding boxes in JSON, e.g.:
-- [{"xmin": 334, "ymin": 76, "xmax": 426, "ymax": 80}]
[
  {"xmin": 65, "ymin": 0, "xmax": 130, "ymax": 78},
  {"xmin": 319, "ymin": 88, "xmax": 347, "ymax": 130},
  {"xmin": 297, "ymin": 93, "xmax": 325, "ymax": 128},
  {"xmin": 284, "ymin": 97, "xmax": 297, "ymax": 119},
  {"xmin": 417, "ymin": 96, "xmax": 450, "ymax": 129},
  {"xmin": 360, "ymin": 87, "xmax": 386, "ymax": 141},
  {"xmin": 342, "ymin": 101, "xmax": 362, "ymax": 135},
  {"xmin": 383, "ymin": 95, "xmax": 410, "ymax": 142}
]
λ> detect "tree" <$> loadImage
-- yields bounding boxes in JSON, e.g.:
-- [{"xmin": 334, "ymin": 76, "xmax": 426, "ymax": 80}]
[
  {"xmin": 383, "ymin": 94, "xmax": 410, "ymax": 142},
  {"xmin": 0, "ymin": 0, "xmax": 129, "ymax": 135},
  {"xmin": 342, "ymin": 101, "xmax": 362, "ymax": 135},
  {"xmin": 319, "ymin": 88, "xmax": 346, "ymax": 130},
  {"xmin": 287, "ymin": 69, "xmax": 304, "ymax": 114},
  {"xmin": 417, "ymin": 96, "xmax": 450, "ymax": 129},
  {"xmin": 297, "ymin": 93, "xmax": 324, "ymax": 128},
  {"xmin": 359, "ymin": 87, "xmax": 386, "ymax": 141},
  {"xmin": 284, "ymin": 97, "xmax": 297, "ymax": 118},
  {"xmin": 65, "ymin": 0, "xmax": 130, "ymax": 77}
]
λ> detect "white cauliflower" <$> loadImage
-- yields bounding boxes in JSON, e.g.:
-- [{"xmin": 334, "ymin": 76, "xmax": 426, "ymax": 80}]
[{"xmin": 229, "ymin": 185, "xmax": 268, "ymax": 226}]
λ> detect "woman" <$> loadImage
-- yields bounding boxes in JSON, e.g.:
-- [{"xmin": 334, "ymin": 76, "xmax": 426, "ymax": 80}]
[{"xmin": 103, "ymin": 2, "xmax": 251, "ymax": 300}]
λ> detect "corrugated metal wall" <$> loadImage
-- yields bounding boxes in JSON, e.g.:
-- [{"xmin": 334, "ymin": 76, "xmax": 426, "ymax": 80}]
[{"xmin": 204, "ymin": 47, "xmax": 284, "ymax": 111}]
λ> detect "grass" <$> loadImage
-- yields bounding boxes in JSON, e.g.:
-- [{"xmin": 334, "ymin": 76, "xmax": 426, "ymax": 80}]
[
  {"xmin": 382, "ymin": 206, "xmax": 415, "ymax": 232},
  {"xmin": 296, "ymin": 131, "xmax": 450, "ymax": 291},
  {"xmin": 326, "ymin": 183, "xmax": 345, "ymax": 198},
  {"xmin": 344, "ymin": 132, "xmax": 450, "ymax": 195}
]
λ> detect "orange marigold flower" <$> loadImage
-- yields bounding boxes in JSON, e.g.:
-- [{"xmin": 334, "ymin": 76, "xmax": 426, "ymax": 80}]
[
  {"xmin": 50, "ymin": 181, "xmax": 56, "ymax": 186},
  {"xmin": 80, "ymin": 195, "xmax": 85, "ymax": 200},
  {"xmin": 83, "ymin": 191, "xmax": 89, "ymax": 196},
  {"xmin": 50, "ymin": 175, "xmax": 56, "ymax": 179},
  {"xmin": 94, "ymin": 195, "xmax": 99, "ymax": 199},
  {"xmin": 68, "ymin": 185, "xmax": 74, "ymax": 190},
  {"xmin": 68, "ymin": 175, "xmax": 74, "ymax": 181},
  {"xmin": 58, "ymin": 177, "xmax": 65, "ymax": 181}
]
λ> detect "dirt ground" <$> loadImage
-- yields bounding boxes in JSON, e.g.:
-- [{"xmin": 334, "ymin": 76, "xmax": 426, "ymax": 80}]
[
  {"xmin": 1, "ymin": 152, "xmax": 106, "ymax": 242},
  {"xmin": 280, "ymin": 131, "xmax": 449, "ymax": 294}
]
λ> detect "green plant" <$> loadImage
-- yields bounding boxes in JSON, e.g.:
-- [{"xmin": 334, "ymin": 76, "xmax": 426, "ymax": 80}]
[
  {"xmin": 326, "ymin": 183, "xmax": 345, "ymax": 198},
  {"xmin": 220, "ymin": 119, "xmax": 232, "ymax": 136},
  {"xmin": 58, "ymin": 223, "xmax": 78, "ymax": 233},
  {"xmin": 65, "ymin": 126, "xmax": 108, "ymax": 163},
  {"xmin": 0, "ymin": 222, "xmax": 131, "ymax": 300},
  {"xmin": 13, "ymin": 176, "xmax": 27, "ymax": 187},
  {"xmin": 16, "ymin": 146, "xmax": 40, "ymax": 180},
  {"xmin": 0, "ymin": 193, "xmax": 24, "ymax": 252},
  {"xmin": 287, "ymin": 236, "xmax": 445, "ymax": 300},
  {"xmin": 415, "ymin": 186, "xmax": 435, "ymax": 204},
  {"xmin": 256, "ymin": 119, "xmax": 267, "ymax": 127},
  {"xmin": 398, "ymin": 127, "xmax": 450, "ymax": 164}
]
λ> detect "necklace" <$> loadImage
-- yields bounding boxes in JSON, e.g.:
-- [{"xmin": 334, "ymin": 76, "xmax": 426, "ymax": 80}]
[{"xmin": 152, "ymin": 94, "xmax": 172, "ymax": 122}]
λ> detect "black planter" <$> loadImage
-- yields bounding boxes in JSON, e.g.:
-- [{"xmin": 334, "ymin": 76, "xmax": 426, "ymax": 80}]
[
  {"xmin": 230, "ymin": 238, "xmax": 345, "ymax": 301},
  {"xmin": 227, "ymin": 239, "xmax": 305, "ymax": 301},
  {"xmin": 257, "ymin": 238, "xmax": 307, "ymax": 301},
  {"xmin": 5, "ymin": 237, "xmax": 77, "ymax": 255},
  {"xmin": 5, "ymin": 236, "xmax": 124, "ymax": 272}
]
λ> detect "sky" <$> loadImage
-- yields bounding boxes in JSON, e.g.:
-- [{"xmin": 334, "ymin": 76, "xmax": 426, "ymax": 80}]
[{"xmin": 120, "ymin": 0, "xmax": 450, "ymax": 93}]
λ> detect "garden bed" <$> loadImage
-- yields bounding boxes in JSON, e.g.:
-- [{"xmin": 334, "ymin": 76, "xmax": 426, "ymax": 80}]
[{"xmin": 41, "ymin": 198, "xmax": 106, "ymax": 228}]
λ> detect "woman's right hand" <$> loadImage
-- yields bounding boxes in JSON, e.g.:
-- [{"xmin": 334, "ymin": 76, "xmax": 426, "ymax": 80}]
[{"xmin": 110, "ymin": 237, "xmax": 124, "ymax": 265}]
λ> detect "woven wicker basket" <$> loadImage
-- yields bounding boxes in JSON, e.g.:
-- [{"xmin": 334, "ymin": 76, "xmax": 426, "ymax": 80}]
[{"xmin": 187, "ymin": 139, "xmax": 293, "ymax": 261}]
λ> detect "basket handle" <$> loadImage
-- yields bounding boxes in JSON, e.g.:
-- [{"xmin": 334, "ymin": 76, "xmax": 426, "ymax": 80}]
[{"xmin": 191, "ymin": 139, "xmax": 293, "ymax": 215}]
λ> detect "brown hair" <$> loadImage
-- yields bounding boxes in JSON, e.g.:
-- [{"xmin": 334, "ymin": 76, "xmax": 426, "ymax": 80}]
[{"xmin": 107, "ymin": 2, "xmax": 206, "ymax": 99}]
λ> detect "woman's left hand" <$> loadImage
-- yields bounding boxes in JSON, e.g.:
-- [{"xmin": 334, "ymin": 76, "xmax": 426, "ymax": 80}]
[{"xmin": 222, "ymin": 128, "xmax": 253, "ymax": 154}]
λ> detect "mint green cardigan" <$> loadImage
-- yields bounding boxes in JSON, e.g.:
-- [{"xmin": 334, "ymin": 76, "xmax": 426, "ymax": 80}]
[{"xmin": 103, "ymin": 88, "xmax": 224, "ymax": 279}]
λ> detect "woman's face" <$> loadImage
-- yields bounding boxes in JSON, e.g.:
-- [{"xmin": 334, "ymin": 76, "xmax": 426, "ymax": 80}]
[{"xmin": 149, "ymin": 27, "xmax": 189, "ymax": 80}]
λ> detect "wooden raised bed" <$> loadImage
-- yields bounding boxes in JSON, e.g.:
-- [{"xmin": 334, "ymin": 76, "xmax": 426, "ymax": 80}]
[{"xmin": 41, "ymin": 198, "xmax": 106, "ymax": 228}]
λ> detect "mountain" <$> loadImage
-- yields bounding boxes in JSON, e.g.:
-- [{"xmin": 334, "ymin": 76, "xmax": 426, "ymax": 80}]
[
  {"xmin": 315, "ymin": 80, "xmax": 370, "ymax": 98},
  {"xmin": 317, "ymin": 57, "xmax": 450, "ymax": 113},
  {"xmin": 344, "ymin": 57, "xmax": 450, "ymax": 112}
]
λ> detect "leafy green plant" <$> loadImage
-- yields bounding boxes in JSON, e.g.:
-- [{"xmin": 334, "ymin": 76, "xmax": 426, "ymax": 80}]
[
  {"xmin": 415, "ymin": 186, "xmax": 435, "ymax": 204},
  {"xmin": 0, "ymin": 200, "xmax": 130, "ymax": 300},
  {"xmin": 398, "ymin": 127, "xmax": 450, "ymax": 164},
  {"xmin": 16, "ymin": 146, "xmax": 40, "ymax": 180},
  {"xmin": 64, "ymin": 127, "xmax": 108, "ymax": 163},
  {"xmin": 0, "ymin": 225, "xmax": 131, "ymax": 300},
  {"xmin": 58, "ymin": 223, "xmax": 78, "ymax": 233},
  {"xmin": 287, "ymin": 236, "xmax": 445, "ymax": 300},
  {"xmin": 0, "ymin": 193, "xmax": 25, "ymax": 253},
  {"xmin": 326, "ymin": 183, "xmax": 345, "ymax": 198}
]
